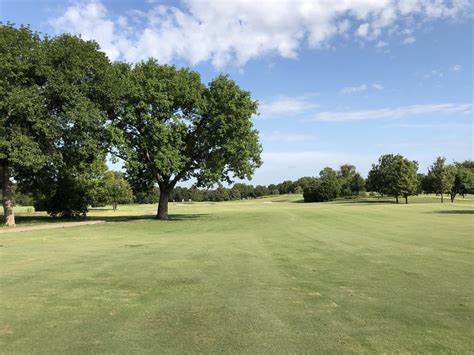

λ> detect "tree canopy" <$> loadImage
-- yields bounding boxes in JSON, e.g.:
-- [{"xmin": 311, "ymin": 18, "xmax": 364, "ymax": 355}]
[
  {"xmin": 1, "ymin": 24, "xmax": 116, "ymax": 224},
  {"xmin": 109, "ymin": 60, "xmax": 262, "ymax": 219}
]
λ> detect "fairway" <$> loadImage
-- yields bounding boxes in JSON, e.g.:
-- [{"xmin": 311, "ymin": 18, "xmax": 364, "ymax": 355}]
[{"xmin": 1, "ymin": 196, "xmax": 473, "ymax": 353}]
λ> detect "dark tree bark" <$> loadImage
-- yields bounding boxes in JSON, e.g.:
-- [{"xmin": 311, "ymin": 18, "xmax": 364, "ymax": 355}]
[
  {"xmin": 395, "ymin": 195, "xmax": 399, "ymax": 204},
  {"xmin": 441, "ymin": 193, "xmax": 444, "ymax": 203},
  {"xmin": 404, "ymin": 195, "xmax": 408, "ymax": 204},
  {"xmin": 157, "ymin": 186, "xmax": 171, "ymax": 220},
  {"xmin": 1, "ymin": 160, "xmax": 15, "ymax": 227}
]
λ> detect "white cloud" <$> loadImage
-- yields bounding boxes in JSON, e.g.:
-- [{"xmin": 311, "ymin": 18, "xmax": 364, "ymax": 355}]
[
  {"xmin": 339, "ymin": 84, "xmax": 368, "ymax": 95},
  {"xmin": 376, "ymin": 40, "xmax": 388, "ymax": 48},
  {"xmin": 313, "ymin": 103, "xmax": 474, "ymax": 122},
  {"xmin": 339, "ymin": 83, "xmax": 383, "ymax": 94},
  {"xmin": 49, "ymin": 0, "xmax": 472, "ymax": 68},
  {"xmin": 449, "ymin": 64, "xmax": 462, "ymax": 72},
  {"xmin": 423, "ymin": 69, "xmax": 444, "ymax": 79},
  {"xmin": 402, "ymin": 36, "xmax": 416, "ymax": 44},
  {"xmin": 259, "ymin": 96, "xmax": 319, "ymax": 119},
  {"xmin": 260, "ymin": 131, "xmax": 317, "ymax": 142}
]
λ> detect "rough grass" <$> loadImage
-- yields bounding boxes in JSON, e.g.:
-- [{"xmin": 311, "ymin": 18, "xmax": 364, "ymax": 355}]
[{"xmin": 1, "ymin": 195, "xmax": 473, "ymax": 353}]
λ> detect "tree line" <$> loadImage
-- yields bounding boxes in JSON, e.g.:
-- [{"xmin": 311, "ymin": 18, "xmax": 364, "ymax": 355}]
[
  {"xmin": 1, "ymin": 24, "xmax": 261, "ymax": 226},
  {"xmin": 302, "ymin": 155, "xmax": 473, "ymax": 204}
]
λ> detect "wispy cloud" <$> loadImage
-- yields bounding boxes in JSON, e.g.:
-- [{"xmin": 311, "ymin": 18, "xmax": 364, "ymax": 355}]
[
  {"xmin": 259, "ymin": 96, "xmax": 319, "ymax": 119},
  {"xmin": 449, "ymin": 64, "xmax": 462, "ymax": 72},
  {"xmin": 402, "ymin": 36, "xmax": 416, "ymax": 44},
  {"xmin": 339, "ymin": 83, "xmax": 384, "ymax": 95},
  {"xmin": 260, "ymin": 131, "xmax": 317, "ymax": 142},
  {"xmin": 339, "ymin": 84, "xmax": 368, "ymax": 95},
  {"xmin": 372, "ymin": 83, "xmax": 384, "ymax": 90},
  {"xmin": 313, "ymin": 103, "xmax": 474, "ymax": 122}
]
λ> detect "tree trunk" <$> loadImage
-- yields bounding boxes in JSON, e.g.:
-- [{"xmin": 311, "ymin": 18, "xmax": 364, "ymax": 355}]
[
  {"xmin": 450, "ymin": 193, "xmax": 455, "ymax": 203},
  {"xmin": 157, "ymin": 187, "xmax": 170, "ymax": 220},
  {"xmin": 405, "ymin": 195, "xmax": 408, "ymax": 204},
  {"xmin": 441, "ymin": 193, "xmax": 444, "ymax": 203},
  {"xmin": 1, "ymin": 161, "xmax": 15, "ymax": 227},
  {"xmin": 395, "ymin": 195, "xmax": 399, "ymax": 204},
  {"xmin": 112, "ymin": 202, "xmax": 117, "ymax": 211}
]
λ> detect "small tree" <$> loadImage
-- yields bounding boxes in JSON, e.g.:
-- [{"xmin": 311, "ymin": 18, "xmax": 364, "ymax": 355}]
[
  {"xmin": 101, "ymin": 172, "xmax": 133, "ymax": 211},
  {"xmin": 396, "ymin": 159, "xmax": 418, "ymax": 204},
  {"xmin": 110, "ymin": 60, "xmax": 261, "ymax": 219},
  {"xmin": 449, "ymin": 163, "xmax": 474, "ymax": 202},
  {"xmin": 428, "ymin": 157, "xmax": 455, "ymax": 203}
]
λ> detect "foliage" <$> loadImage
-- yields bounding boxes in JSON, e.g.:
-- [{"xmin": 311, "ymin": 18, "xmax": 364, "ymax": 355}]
[
  {"xmin": 367, "ymin": 154, "xmax": 418, "ymax": 203},
  {"xmin": 0, "ymin": 24, "xmax": 113, "ymax": 222},
  {"xmin": 303, "ymin": 167, "xmax": 340, "ymax": 202},
  {"xmin": 428, "ymin": 157, "xmax": 455, "ymax": 203},
  {"xmin": 449, "ymin": 161, "xmax": 474, "ymax": 202},
  {"xmin": 34, "ymin": 173, "xmax": 89, "ymax": 217},
  {"xmin": 109, "ymin": 60, "xmax": 261, "ymax": 219},
  {"xmin": 96, "ymin": 171, "xmax": 133, "ymax": 210}
]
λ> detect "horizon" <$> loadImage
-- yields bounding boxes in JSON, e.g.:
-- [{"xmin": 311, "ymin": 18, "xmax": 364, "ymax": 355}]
[{"xmin": 1, "ymin": 0, "xmax": 472, "ymax": 185}]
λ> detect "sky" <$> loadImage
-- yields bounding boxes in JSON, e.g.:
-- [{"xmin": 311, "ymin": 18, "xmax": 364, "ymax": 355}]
[{"xmin": 1, "ymin": 0, "xmax": 473, "ymax": 185}]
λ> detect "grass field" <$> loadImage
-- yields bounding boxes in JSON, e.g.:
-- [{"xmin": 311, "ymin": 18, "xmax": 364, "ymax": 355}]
[{"xmin": 1, "ymin": 195, "xmax": 473, "ymax": 353}]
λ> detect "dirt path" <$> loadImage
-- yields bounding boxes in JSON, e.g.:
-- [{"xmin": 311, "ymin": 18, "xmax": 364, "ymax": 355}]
[{"xmin": 0, "ymin": 220, "xmax": 106, "ymax": 234}]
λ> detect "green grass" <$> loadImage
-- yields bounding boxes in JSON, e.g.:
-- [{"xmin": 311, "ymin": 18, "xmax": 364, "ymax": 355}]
[{"xmin": 1, "ymin": 196, "xmax": 473, "ymax": 353}]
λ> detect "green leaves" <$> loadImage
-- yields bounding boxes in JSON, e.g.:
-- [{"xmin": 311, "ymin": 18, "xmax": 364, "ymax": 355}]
[{"xmin": 110, "ymin": 61, "xmax": 262, "ymax": 192}]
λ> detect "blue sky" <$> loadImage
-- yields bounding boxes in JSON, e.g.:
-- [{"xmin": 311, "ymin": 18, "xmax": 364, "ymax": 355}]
[{"xmin": 1, "ymin": 0, "xmax": 472, "ymax": 185}]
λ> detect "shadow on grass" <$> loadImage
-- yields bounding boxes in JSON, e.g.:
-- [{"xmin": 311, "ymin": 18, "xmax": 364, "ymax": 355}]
[
  {"xmin": 4, "ymin": 213, "xmax": 207, "ymax": 226},
  {"xmin": 430, "ymin": 210, "xmax": 474, "ymax": 215}
]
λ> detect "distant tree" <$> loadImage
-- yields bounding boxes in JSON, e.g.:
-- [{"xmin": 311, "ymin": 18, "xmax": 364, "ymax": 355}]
[
  {"xmin": 229, "ymin": 185, "xmax": 242, "ymax": 200},
  {"xmin": 396, "ymin": 159, "xmax": 418, "ymax": 204},
  {"xmin": 267, "ymin": 184, "xmax": 279, "ymax": 195},
  {"xmin": 11, "ymin": 184, "xmax": 34, "ymax": 206},
  {"xmin": 188, "ymin": 185, "xmax": 203, "ymax": 202},
  {"xmin": 295, "ymin": 177, "xmax": 316, "ymax": 192},
  {"xmin": 449, "ymin": 162, "xmax": 474, "ymax": 202},
  {"xmin": 110, "ymin": 60, "xmax": 261, "ymax": 219},
  {"xmin": 254, "ymin": 185, "xmax": 269, "ymax": 198},
  {"xmin": 303, "ymin": 167, "xmax": 340, "ymax": 202},
  {"xmin": 171, "ymin": 187, "xmax": 191, "ymax": 202},
  {"xmin": 428, "ymin": 157, "xmax": 455, "ymax": 203},
  {"xmin": 100, "ymin": 172, "xmax": 133, "ymax": 211},
  {"xmin": 418, "ymin": 173, "xmax": 434, "ymax": 194},
  {"xmin": 134, "ymin": 186, "xmax": 160, "ymax": 204},
  {"xmin": 233, "ymin": 183, "xmax": 254, "ymax": 199},
  {"xmin": 277, "ymin": 180, "xmax": 296, "ymax": 194},
  {"xmin": 350, "ymin": 173, "xmax": 366, "ymax": 196},
  {"xmin": 367, "ymin": 154, "xmax": 416, "ymax": 203},
  {"xmin": 338, "ymin": 164, "xmax": 365, "ymax": 197}
]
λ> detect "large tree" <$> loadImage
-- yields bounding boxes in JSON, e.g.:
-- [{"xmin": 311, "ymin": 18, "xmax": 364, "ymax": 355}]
[
  {"xmin": 1, "ymin": 24, "xmax": 113, "ymax": 225},
  {"xmin": 0, "ymin": 25, "xmax": 49, "ymax": 226},
  {"xmin": 428, "ymin": 157, "xmax": 455, "ymax": 203},
  {"xmin": 110, "ymin": 60, "xmax": 261, "ymax": 219}
]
